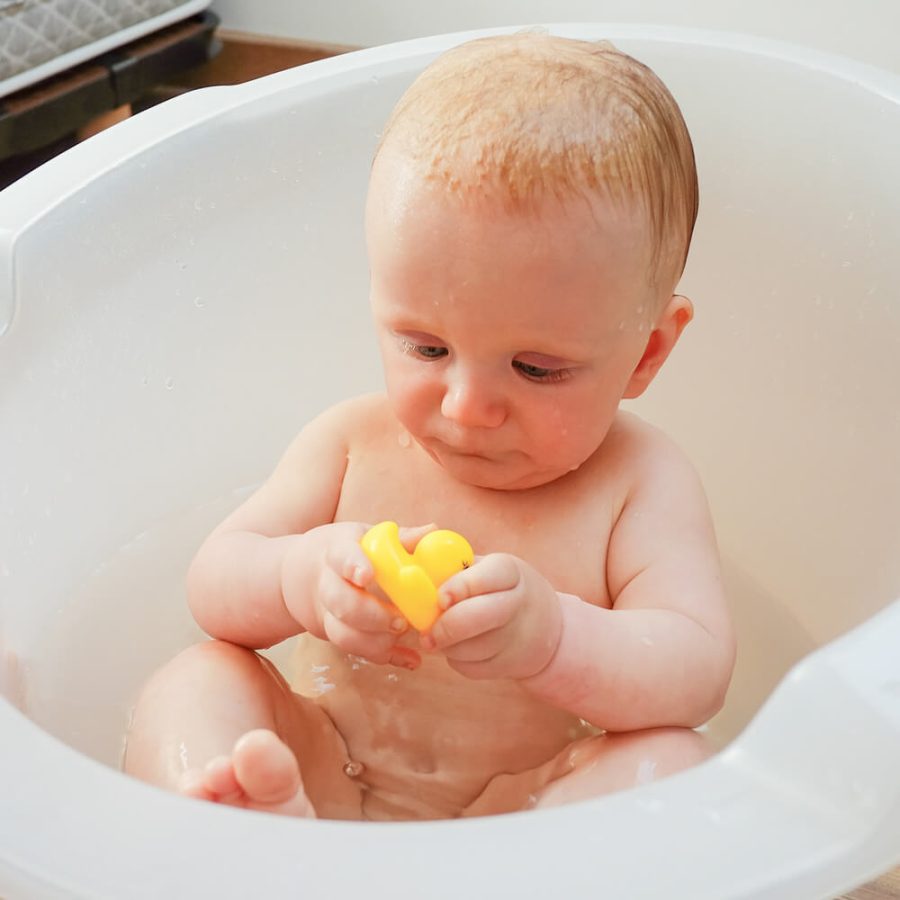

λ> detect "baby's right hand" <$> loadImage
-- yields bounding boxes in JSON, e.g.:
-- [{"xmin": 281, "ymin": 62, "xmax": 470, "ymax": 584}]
[{"xmin": 281, "ymin": 522, "xmax": 422, "ymax": 670}]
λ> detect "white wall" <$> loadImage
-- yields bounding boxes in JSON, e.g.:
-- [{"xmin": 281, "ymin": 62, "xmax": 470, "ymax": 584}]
[{"xmin": 209, "ymin": 0, "xmax": 900, "ymax": 74}]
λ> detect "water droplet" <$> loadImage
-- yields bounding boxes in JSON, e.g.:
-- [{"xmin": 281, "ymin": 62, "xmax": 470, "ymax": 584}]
[
  {"xmin": 193, "ymin": 199, "xmax": 203, "ymax": 211},
  {"xmin": 387, "ymin": 672, "xmax": 399, "ymax": 683},
  {"xmin": 618, "ymin": 320, "xmax": 626, "ymax": 331},
  {"xmin": 312, "ymin": 676, "xmax": 335, "ymax": 695},
  {"xmin": 165, "ymin": 377, "xmax": 175, "ymax": 391},
  {"xmin": 398, "ymin": 430, "xmax": 411, "ymax": 448},
  {"xmin": 343, "ymin": 760, "xmax": 365, "ymax": 778},
  {"xmin": 193, "ymin": 296, "xmax": 205, "ymax": 308},
  {"xmin": 141, "ymin": 376, "xmax": 149, "ymax": 387}
]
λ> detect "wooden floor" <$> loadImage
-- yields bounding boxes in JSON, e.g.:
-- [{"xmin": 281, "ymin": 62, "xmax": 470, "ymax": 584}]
[{"xmin": 840, "ymin": 867, "xmax": 900, "ymax": 900}]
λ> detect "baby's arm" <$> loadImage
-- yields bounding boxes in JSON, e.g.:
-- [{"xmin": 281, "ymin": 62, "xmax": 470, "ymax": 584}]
[
  {"xmin": 523, "ymin": 435, "xmax": 735, "ymax": 730},
  {"xmin": 186, "ymin": 397, "xmax": 412, "ymax": 662},
  {"xmin": 431, "ymin": 427, "xmax": 735, "ymax": 731}
]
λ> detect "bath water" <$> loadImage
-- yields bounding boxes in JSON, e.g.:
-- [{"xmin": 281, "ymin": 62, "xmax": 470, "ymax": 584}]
[
  {"xmin": 22, "ymin": 488, "xmax": 291, "ymax": 768},
  {"xmin": 24, "ymin": 494, "xmax": 816, "ymax": 769}
]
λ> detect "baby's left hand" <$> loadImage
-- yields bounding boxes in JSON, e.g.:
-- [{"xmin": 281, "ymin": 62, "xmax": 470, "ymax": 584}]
[{"xmin": 422, "ymin": 554, "xmax": 563, "ymax": 680}]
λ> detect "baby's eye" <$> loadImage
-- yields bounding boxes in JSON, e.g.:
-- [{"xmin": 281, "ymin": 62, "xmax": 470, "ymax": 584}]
[
  {"xmin": 400, "ymin": 338, "xmax": 448, "ymax": 360},
  {"xmin": 512, "ymin": 360, "xmax": 570, "ymax": 383}
]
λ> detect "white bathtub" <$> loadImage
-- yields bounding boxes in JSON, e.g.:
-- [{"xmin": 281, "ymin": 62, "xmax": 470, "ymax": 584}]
[{"xmin": 1, "ymin": 23, "xmax": 898, "ymax": 900}]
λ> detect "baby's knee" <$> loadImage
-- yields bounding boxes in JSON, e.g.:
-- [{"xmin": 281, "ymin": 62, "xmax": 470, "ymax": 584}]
[
  {"xmin": 608, "ymin": 726, "xmax": 713, "ymax": 776},
  {"xmin": 134, "ymin": 640, "xmax": 277, "ymax": 710},
  {"xmin": 533, "ymin": 727, "xmax": 713, "ymax": 810}
]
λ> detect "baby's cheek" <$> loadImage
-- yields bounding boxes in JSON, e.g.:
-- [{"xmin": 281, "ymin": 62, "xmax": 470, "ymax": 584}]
[{"xmin": 387, "ymin": 371, "xmax": 436, "ymax": 427}]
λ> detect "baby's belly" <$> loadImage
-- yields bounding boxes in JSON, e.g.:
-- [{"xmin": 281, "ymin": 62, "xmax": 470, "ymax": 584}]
[{"xmin": 290, "ymin": 634, "xmax": 593, "ymax": 820}]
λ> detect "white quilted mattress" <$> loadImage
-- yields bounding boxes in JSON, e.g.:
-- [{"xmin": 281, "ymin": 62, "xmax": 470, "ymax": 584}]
[{"xmin": 0, "ymin": 0, "xmax": 211, "ymax": 97}]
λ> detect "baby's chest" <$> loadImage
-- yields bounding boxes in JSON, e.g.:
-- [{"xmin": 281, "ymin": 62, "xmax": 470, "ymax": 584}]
[{"xmin": 335, "ymin": 443, "xmax": 617, "ymax": 605}]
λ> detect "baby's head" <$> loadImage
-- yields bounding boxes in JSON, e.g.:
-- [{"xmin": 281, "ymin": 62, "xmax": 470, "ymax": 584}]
[{"xmin": 366, "ymin": 33, "xmax": 699, "ymax": 489}]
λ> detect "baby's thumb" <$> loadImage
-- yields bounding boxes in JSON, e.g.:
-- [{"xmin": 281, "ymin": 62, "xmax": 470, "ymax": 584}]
[{"xmin": 398, "ymin": 523, "xmax": 437, "ymax": 553}]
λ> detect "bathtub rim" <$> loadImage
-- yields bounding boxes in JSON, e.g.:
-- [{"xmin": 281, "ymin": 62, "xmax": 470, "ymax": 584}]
[{"xmin": 1, "ymin": 21, "xmax": 899, "ymax": 339}]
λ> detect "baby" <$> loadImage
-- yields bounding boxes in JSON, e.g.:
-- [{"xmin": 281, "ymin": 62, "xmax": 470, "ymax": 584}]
[{"xmin": 125, "ymin": 33, "xmax": 735, "ymax": 821}]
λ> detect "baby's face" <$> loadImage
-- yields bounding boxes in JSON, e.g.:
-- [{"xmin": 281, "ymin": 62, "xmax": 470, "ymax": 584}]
[{"xmin": 366, "ymin": 154, "xmax": 659, "ymax": 491}]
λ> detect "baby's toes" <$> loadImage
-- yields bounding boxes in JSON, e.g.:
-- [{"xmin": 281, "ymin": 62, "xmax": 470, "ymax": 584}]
[
  {"xmin": 178, "ymin": 768, "xmax": 215, "ymax": 801},
  {"xmin": 232, "ymin": 729, "xmax": 308, "ymax": 809},
  {"xmin": 203, "ymin": 755, "xmax": 242, "ymax": 801}
]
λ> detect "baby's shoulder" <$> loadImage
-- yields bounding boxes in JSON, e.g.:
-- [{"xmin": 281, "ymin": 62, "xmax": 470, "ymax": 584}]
[
  {"xmin": 306, "ymin": 392, "xmax": 395, "ymax": 445},
  {"xmin": 600, "ymin": 411, "xmax": 699, "ymax": 486}
]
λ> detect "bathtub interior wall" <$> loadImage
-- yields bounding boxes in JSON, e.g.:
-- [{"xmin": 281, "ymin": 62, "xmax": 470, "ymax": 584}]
[{"xmin": 1, "ymin": 30, "xmax": 899, "ymax": 767}]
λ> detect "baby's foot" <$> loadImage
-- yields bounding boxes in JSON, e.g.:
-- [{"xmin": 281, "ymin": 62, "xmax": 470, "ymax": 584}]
[{"xmin": 179, "ymin": 729, "xmax": 315, "ymax": 817}]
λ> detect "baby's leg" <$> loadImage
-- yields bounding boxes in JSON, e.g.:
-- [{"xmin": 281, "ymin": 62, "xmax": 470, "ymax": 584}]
[
  {"xmin": 124, "ymin": 640, "xmax": 362, "ymax": 819},
  {"xmin": 463, "ymin": 727, "xmax": 712, "ymax": 817}
]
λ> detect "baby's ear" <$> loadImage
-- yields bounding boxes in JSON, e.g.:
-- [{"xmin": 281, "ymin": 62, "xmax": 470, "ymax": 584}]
[{"xmin": 622, "ymin": 295, "xmax": 693, "ymax": 400}]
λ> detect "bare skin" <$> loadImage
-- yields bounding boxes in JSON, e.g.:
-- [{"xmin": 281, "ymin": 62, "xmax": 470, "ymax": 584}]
[{"xmin": 125, "ymin": 151, "xmax": 735, "ymax": 820}]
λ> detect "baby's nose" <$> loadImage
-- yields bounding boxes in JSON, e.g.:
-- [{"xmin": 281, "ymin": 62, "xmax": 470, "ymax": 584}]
[{"xmin": 440, "ymin": 374, "xmax": 507, "ymax": 429}]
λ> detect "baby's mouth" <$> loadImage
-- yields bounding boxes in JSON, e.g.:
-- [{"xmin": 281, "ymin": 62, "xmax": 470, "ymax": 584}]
[{"xmin": 433, "ymin": 440, "xmax": 496, "ymax": 462}]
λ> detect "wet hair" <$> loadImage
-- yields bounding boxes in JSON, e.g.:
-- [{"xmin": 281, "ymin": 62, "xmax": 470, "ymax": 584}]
[{"xmin": 375, "ymin": 33, "xmax": 699, "ymax": 295}]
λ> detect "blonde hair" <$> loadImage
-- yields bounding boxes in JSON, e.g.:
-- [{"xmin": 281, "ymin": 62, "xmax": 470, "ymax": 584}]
[{"xmin": 376, "ymin": 33, "xmax": 699, "ymax": 294}]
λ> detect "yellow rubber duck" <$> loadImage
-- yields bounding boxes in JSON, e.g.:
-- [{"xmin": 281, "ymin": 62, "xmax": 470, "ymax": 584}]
[{"xmin": 360, "ymin": 521, "xmax": 474, "ymax": 632}]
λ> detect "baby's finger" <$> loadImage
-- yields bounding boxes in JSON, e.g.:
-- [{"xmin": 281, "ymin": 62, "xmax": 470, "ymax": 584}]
[
  {"xmin": 397, "ymin": 523, "xmax": 438, "ymax": 553},
  {"xmin": 438, "ymin": 553, "xmax": 521, "ymax": 610},
  {"xmin": 440, "ymin": 627, "xmax": 505, "ymax": 664},
  {"xmin": 319, "ymin": 571, "xmax": 405, "ymax": 634},
  {"xmin": 321, "ymin": 611, "xmax": 396, "ymax": 664},
  {"xmin": 429, "ymin": 592, "xmax": 515, "ymax": 649},
  {"xmin": 325, "ymin": 539, "xmax": 375, "ymax": 589}
]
